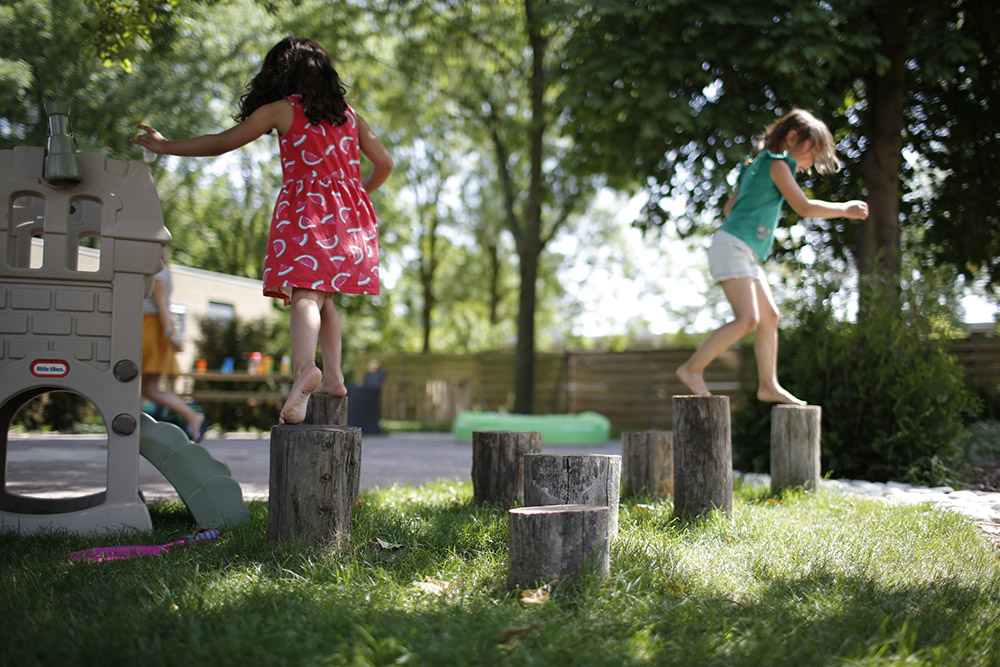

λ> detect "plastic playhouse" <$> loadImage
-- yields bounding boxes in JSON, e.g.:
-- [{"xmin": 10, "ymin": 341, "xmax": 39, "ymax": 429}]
[{"xmin": 0, "ymin": 102, "xmax": 248, "ymax": 534}]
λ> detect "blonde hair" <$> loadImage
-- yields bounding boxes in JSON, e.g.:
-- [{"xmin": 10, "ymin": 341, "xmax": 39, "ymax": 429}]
[{"xmin": 753, "ymin": 108, "xmax": 842, "ymax": 175}]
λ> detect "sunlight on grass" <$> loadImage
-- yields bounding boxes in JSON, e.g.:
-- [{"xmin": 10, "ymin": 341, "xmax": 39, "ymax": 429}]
[{"xmin": 2, "ymin": 481, "xmax": 998, "ymax": 665}]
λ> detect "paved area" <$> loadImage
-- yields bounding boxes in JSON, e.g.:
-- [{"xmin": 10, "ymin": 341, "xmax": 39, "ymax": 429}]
[
  {"xmin": 5, "ymin": 431, "xmax": 999, "ymax": 544},
  {"xmin": 3, "ymin": 431, "xmax": 620, "ymax": 500}
]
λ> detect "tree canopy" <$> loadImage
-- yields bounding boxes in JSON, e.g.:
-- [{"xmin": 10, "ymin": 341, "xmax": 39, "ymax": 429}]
[{"xmin": 559, "ymin": 0, "xmax": 1000, "ymax": 292}]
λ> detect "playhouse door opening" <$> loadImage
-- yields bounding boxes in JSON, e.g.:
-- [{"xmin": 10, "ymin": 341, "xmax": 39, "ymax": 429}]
[{"xmin": 3, "ymin": 390, "xmax": 109, "ymax": 501}]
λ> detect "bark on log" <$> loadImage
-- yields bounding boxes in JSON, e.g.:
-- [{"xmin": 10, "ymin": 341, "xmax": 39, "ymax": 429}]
[
  {"xmin": 672, "ymin": 395, "xmax": 733, "ymax": 519},
  {"xmin": 471, "ymin": 431, "xmax": 541, "ymax": 508},
  {"xmin": 507, "ymin": 504, "xmax": 610, "ymax": 588},
  {"xmin": 621, "ymin": 430, "xmax": 673, "ymax": 499},
  {"xmin": 522, "ymin": 453, "xmax": 621, "ymax": 540},
  {"xmin": 304, "ymin": 393, "xmax": 348, "ymax": 426},
  {"xmin": 266, "ymin": 424, "xmax": 362, "ymax": 551},
  {"xmin": 770, "ymin": 404, "xmax": 822, "ymax": 493}
]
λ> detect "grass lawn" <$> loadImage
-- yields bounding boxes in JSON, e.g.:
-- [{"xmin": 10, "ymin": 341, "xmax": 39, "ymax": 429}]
[{"xmin": 2, "ymin": 480, "xmax": 998, "ymax": 666}]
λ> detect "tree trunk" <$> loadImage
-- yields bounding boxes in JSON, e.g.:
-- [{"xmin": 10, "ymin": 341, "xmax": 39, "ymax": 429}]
[
  {"xmin": 471, "ymin": 430, "xmax": 542, "ymax": 508},
  {"xmin": 266, "ymin": 425, "xmax": 362, "ymax": 551},
  {"xmin": 512, "ymin": 0, "xmax": 549, "ymax": 415},
  {"xmin": 621, "ymin": 430, "xmax": 674, "ymax": 499},
  {"xmin": 304, "ymin": 394, "xmax": 348, "ymax": 426},
  {"xmin": 522, "ymin": 453, "xmax": 621, "ymax": 539},
  {"xmin": 514, "ymin": 248, "xmax": 539, "ymax": 414},
  {"xmin": 770, "ymin": 405, "xmax": 822, "ymax": 493},
  {"xmin": 507, "ymin": 504, "xmax": 610, "ymax": 588},
  {"xmin": 858, "ymin": 10, "xmax": 907, "ymax": 308},
  {"xmin": 672, "ymin": 396, "xmax": 732, "ymax": 519}
]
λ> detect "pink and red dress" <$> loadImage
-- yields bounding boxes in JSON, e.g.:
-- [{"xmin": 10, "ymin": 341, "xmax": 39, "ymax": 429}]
[{"xmin": 262, "ymin": 96, "xmax": 380, "ymax": 304}]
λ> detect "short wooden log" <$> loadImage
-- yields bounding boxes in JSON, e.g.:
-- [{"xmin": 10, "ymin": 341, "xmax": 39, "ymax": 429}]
[
  {"xmin": 672, "ymin": 395, "xmax": 733, "ymax": 519},
  {"xmin": 770, "ymin": 404, "xmax": 822, "ymax": 493},
  {"xmin": 621, "ymin": 430, "xmax": 673, "ymax": 499},
  {"xmin": 471, "ymin": 431, "xmax": 541, "ymax": 508},
  {"xmin": 266, "ymin": 424, "xmax": 362, "ymax": 551},
  {"xmin": 507, "ymin": 504, "xmax": 610, "ymax": 588},
  {"xmin": 522, "ymin": 453, "xmax": 621, "ymax": 540},
  {"xmin": 304, "ymin": 393, "xmax": 348, "ymax": 426}
]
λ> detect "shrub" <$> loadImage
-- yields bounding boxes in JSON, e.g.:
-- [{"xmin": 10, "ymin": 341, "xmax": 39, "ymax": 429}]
[
  {"xmin": 733, "ymin": 279, "xmax": 981, "ymax": 484},
  {"xmin": 192, "ymin": 314, "xmax": 288, "ymax": 431}
]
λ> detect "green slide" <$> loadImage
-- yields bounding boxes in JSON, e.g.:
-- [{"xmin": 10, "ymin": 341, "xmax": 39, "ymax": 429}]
[{"xmin": 138, "ymin": 413, "xmax": 250, "ymax": 529}]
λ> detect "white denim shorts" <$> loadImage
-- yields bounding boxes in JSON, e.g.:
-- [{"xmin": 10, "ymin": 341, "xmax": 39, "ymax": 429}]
[{"xmin": 707, "ymin": 230, "xmax": 766, "ymax": 284}]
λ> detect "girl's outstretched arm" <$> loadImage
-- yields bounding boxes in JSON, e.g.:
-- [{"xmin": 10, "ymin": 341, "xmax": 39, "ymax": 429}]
[
  {"xmin": 722, "ymin": 186, "xmax": 739, "ymax": 217},
  {"xmin": 357, "ymin": 114, "xmax": 393, "ymax": 192},
  {"xmin": 770, "ymin": 160, "xmax": 868, "ymax": 220},
  {"xmin": 132, "ymin": 101, "xmax": 293, "ymax": 157}
]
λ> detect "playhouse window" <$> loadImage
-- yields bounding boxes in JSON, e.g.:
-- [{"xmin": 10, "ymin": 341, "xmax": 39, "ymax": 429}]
[
  {"xmin": 68, "ymin": 196, "xmax": 103, "ymax": 272},
  {"xmin": 8, "ymin": 193, "xmax": 45, "ymax": 269}
]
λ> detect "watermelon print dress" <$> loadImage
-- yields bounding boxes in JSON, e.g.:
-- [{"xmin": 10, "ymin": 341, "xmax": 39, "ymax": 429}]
[{"xmin": 261, "ymin": 96, "xmax": 380, "ymax": 305}]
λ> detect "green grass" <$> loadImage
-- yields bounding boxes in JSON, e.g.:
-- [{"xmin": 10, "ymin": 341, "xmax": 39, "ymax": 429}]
[{"xmin": 2, "ymin": 481, "xmax": 999, "ymax": 666}]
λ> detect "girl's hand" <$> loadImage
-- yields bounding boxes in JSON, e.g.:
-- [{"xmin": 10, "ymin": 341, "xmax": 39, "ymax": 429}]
[
  {"xmin": 845, "ymin": 200, "xmax": 869, "ymax": 219},
  {"xmin": 131, "ymin": 125, "xmax": 168, "ymax": 154}
]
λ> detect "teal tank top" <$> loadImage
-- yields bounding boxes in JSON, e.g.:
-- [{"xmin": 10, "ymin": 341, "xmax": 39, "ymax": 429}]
[{"xmin": 718, "ymin": 150, "xmax": 797, "ymax": 260}]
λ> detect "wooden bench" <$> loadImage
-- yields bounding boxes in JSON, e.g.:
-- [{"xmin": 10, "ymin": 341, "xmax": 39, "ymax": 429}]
[{"xmin": 175, "ymin": 371, "xmax": 292, "ymax": 404}]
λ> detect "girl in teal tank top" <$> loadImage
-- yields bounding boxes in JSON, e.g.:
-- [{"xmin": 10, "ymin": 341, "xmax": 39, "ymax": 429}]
[{"xmin": 676, "ymin": 109, "xmax": 869, "ymax": 405}]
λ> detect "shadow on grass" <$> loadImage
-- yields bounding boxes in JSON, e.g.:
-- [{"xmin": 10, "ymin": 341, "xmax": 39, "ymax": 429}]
[{"xmin": 3, "ymin": 483, "xmax": 999, "ymax": 665}]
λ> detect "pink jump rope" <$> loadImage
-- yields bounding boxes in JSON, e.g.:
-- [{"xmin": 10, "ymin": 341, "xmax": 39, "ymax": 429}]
[{"xmin": 67, "ymin": 529, "xmax": 220, "ymax": 562}]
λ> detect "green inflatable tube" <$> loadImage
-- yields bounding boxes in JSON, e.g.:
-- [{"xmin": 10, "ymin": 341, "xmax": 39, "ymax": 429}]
[{"xmin": 451, "ymin": 410, "xmax": 611, "ymax": 445}]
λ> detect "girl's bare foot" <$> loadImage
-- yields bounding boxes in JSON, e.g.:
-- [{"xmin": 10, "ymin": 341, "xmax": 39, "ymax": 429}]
[
  {"xmin": 280, "ymin": 366, "xmax": 323, "ymax": 424},
  {"xmin": 676, "ymin": 363, "xmax": 712, "ymax": 396},
  {"xmin": 757, "ymin": 385, "xmax": 806, "ymax": 405},
  {"xmin": 314, "ymin": 380, "xmax": 347, "ymax": 397}
]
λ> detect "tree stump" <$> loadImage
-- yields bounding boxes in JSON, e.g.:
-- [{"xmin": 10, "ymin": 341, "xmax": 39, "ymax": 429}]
[
  {"xmin": 770, "ymin": 404, "xmax": 822, "ymax": 493},
  {"xmin": 672, "ymin": 395, "xmax": 732, "ymax": 519},
  {"xmin": 621, "ymin": 430, "xmax": 673, "ymax": 499},
  {"xmin": 507, "ymin": 504, "xmax": 610, "ymax": 588},
  {"xmin": 471, "ymin": 431, "xmax": 541, "ymax": 508},
  {"xmin": 522, "ymin": 453, "xmax": 621, "ymax": 540},
  {"xmin": 304, "ymin": 393, "xmax": 348, "ymax": 426},
  {"xmin": 266, "ymin": 424, "xmax": 362, "ymax": 551}
]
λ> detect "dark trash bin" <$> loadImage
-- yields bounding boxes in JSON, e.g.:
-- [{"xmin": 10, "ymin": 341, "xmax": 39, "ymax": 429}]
[{"xmin": 347, "ymin": 384, "xmax": 382, "ymax": 434}]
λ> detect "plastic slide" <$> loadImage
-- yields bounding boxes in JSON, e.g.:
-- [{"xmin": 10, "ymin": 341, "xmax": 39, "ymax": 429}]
[
  {"xmin": 451, "ymin": 410, "xmax": 611, "ymax": 445},
  {"xmin": 138, "ymin": 413, "xmax": 250, "ymax": 529}
]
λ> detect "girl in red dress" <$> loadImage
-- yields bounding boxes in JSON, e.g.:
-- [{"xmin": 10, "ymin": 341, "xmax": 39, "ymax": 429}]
[{"xmin": 134, "ymin": 36, "xmax": 393, "ymax": 424}]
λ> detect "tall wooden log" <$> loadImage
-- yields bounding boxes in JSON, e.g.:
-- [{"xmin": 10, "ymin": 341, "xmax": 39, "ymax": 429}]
[
  {"xmin": 770, "ymin": 405, "xmax": 822, "ymax": 493},
  {"xmin": 672, "ymin": 395, "xmax": 732, "ymax": 519},
  {"xmin": 621, "ymin": 430, "xmax": 673, "ymax": 499},
  {"xmin": 267, "ymin": 424, "xmax": 362, "ymax": 551},
  {"xmin": 304, "ymin": 393, "xmax": 348, "ymax": 426},
  {"xmin": 522, "ymin": 453, "xmax": 621, "ymax": 539},
  {"xmin": 507, "ymin": 504, "xmax": 610, "ymax": 588},
  {"xmin": 471, "ymin": 431, "xmax": 541, "ymax": 508}
]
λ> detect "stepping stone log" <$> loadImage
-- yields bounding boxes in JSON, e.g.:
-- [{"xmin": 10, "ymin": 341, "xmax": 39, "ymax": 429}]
[
  {"xmin": 267, "ymin": 424, "xmax": 362, "ymax": 551},
  {"xmin": 507, "ymin": 504, "xmax": 610, "ymax": 588},
  {"xmin": 621, "ymin": 430, "xmax": 673, "ymax": 499},
  {"xmin": 522, "ymin": 453, "xmax": 621, "ymax": 539},
  {"xmin": 305, "ymin": 393, "xmax": 348, "ymax": 426},
  {"xmin": 672, "ymin": 395, "xmax": 733, "ymax": 519},
  {"xmin": 471, "ymin": 430, "xmax": 541, "ymax": 508},
  {"xmin": 770, "ymin": 404, "xmax": 822, "ymax": 493}
]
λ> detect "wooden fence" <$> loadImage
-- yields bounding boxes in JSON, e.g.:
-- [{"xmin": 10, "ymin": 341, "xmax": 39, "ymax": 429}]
[{"xmin": 359, "ymin": 335, "xmax": 1000, "ymax": 434}]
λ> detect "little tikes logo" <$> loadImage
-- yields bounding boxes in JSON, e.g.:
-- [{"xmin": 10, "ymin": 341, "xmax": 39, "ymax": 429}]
[{"xmin": 31, "ymin": 360, "xmax": 69, "ymax": 378}]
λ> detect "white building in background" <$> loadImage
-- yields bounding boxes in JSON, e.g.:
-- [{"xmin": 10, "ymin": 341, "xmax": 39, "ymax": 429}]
[{"xmin": 166, "ymin": 263, "xmax": 274, "ymax": 372}]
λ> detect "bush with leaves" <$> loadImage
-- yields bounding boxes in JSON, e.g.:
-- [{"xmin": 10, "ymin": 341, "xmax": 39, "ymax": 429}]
[
  {"xmin": 733, "ymin": 276, "xmax": 981, "ymax": 484},
  {"xmin": 192, "ymin": 313, "xmax": 289, "ymax": 431}
]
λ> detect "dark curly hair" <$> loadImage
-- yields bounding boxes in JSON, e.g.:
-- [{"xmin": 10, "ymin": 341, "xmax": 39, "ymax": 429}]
[{"xmin": 237, "ymin": 36, "xmax": 348, "ymax": 127}]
